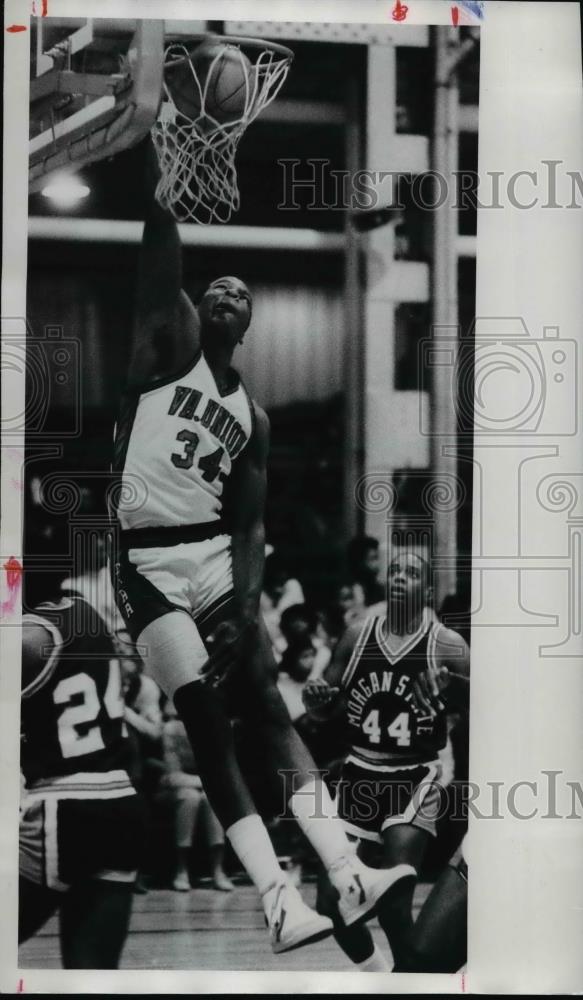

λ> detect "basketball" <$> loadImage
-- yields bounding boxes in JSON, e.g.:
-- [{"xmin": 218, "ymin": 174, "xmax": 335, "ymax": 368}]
[{"xmin": 170, "ymin": 42, "xmax": 252, "ymax": 124}]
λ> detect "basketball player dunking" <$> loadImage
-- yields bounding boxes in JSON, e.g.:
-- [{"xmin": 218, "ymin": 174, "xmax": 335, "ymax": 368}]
[
  {"xmin": 303, "ymin": 551, "xmax": 470, "ymax": 970},
  {"xmin": 110, "ymin": 139, "xmax": 414, "ymax": 954}
]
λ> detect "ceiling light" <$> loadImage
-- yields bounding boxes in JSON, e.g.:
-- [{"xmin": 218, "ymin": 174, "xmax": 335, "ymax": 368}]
[{"xmin": 41, "ymin": 173, "xmax": 90, "ymax": 207}]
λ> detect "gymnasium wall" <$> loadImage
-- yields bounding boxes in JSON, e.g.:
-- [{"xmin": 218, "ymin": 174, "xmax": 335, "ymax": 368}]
[
  {"xmin": 26, "ymin": 245, "xmax": 344, "ymax": 413},
  {"xmin": 235, "ymin": 284, "xmax": 344, "ymax": 408}
]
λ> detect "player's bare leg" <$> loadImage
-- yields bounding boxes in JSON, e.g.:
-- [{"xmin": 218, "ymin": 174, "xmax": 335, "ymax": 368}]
[
  {"xmin": 375, "ymin": 824, "xmax": 431, "ymax": 969},
  {"xmin": 393, "ymin": 860, "xmax": 467, "ymax": 973},
  {"xmin": 139, "ymin": 611, "xmax": 333, "ymax": 953},
  {"xmin": 228, "ymin": 617, "xmax": 416, "ymax": 928},
  {"xmin": 59, "ymin": 879, "xmax": 134, "ymax": 969}
]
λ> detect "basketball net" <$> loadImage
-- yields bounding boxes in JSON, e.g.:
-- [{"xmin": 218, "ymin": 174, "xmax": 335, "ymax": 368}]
[{"xmin": 151, "ymin": 41, "xmax": 293, "ymax": 224}]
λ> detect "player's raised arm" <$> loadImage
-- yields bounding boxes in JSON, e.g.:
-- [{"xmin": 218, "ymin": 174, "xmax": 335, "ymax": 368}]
[
  {"xmin": 436, "ymin": 627, "xmax": 470, "ymax": 711},
  {"xmin": 410, "ymin": 626, "xmax": 469, "ymax": 718},
  {"xmin": 324, "ymin": 623, "xmax": 360, "ymax": 691},
  {"xmin": 128, "ymin": 140, "xmax": 200, "ymax": 388},
  {"xmin": 302, "ymin": 623, "xmax": 360, "ymax": 720}
]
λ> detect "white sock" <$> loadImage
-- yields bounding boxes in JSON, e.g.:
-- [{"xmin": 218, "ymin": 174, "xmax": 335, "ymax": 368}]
[
  {"xmin": 225, "ymin": 814, "xmax": 283, "ymax": 897},
  {"xmin": 356, "ymin": 943, "xmax": 392, "ymax": 972},
  {"xmin": 288, "ymin": 775, "xmax": 351, "ymax": 870}
]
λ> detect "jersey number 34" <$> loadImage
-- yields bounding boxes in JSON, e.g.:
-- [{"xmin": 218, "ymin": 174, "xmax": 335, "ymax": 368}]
[
  {"xmin": 362, "ymin": 708, "xmax": 412, "ymax": 747},
  {"xmin": 171, "ymin": 430, "xmax": 225, "ymax": 483}
]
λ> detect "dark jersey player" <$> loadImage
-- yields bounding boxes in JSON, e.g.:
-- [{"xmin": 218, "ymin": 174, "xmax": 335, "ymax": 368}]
[
  {"xmin": 109, "ymin": 139, "xmax": 413, "ymax": 954},
  {"xmin": 19, "ymin": 588, "xmax": 142, "ymax": 968},
  {"xmin": 303, "ymin": 550, "xmax": 470, "ymax": 971}
]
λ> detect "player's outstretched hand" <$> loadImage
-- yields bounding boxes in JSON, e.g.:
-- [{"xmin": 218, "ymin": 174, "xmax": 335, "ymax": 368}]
[
  {"xmin": 302, "ymin": 678, "xmax": 340, "ymax": 717},
  {"xmin": 411, "ymin": 667, "xmax": 449, "ymax": 718},
  {"xmin": 201, "ymin": 619, "xmax": 257, "ymax": 689}
]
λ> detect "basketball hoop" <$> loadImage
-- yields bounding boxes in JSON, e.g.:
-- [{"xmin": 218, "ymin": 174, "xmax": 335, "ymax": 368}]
[{"xmin": 151, "ymin": 35, "xmax": 293, "ymax": 224}]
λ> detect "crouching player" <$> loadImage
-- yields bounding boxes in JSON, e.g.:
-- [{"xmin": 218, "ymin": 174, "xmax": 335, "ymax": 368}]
[{"xmin": 303, "ymin": 550, "xmax": 470, "ymax": 971}]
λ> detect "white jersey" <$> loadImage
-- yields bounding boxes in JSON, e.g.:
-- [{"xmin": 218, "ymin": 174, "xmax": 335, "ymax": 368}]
[{"xmin": 113, "ymin": 352, "xmax": 254, "ymax": 530}]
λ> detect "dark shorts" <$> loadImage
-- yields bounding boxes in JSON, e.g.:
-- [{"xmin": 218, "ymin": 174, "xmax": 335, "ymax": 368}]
[
  {"xmin": 334, "ymin": 754, "xmax": 444, "ymax": 844},
  {"xmin": 20, "ymin": 786, "xmax": 144, "ymax": 892}
]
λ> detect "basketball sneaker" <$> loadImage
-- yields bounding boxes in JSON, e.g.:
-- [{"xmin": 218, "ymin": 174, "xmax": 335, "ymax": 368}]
[
  {"xmin": 263, "ymin": 880, "xmax": 333, "ymax": 954},
  {"xmin": 172, "ymin": 871, "xmax": 190, "ymax": 892},
  {"xmin": 329, "ymin": 853, "xmax": 416, "ymax": 926}
]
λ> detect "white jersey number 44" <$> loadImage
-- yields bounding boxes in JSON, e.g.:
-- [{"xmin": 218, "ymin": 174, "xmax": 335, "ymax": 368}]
[{"xmin": 362, "ymin": 708, "xmax": 412, "ymax": 747}]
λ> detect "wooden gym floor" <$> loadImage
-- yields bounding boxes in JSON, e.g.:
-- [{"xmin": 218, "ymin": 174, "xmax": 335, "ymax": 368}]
[{"xmin": 18, "ymin": 881, "xmax": 432, "ymax": 971}]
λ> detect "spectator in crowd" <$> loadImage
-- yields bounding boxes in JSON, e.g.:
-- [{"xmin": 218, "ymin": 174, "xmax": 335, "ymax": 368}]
[
  {"xmin": 157, "ymin": 703, "xmax": 233, "ymax": 893},
  {"xmin": 121, "ymin": 657, "xmax": 164, "ymax": 761},
  {"xmin": 346, "ymin": 535, "xmax": 385, "ymax": 606},
  {"xmin": 279, "ymin": 603, "xmax": 330, "ymax": 677},
  {"xmin": 315, "ymin": 604, "xmax": 347, "ymax": 657},
  {"xmin": 121, "ymin": 656, "xmax": 164, "ymax": 893},
  {"xmin": 260, "ymin": 551, "xmax": 305, "ymax": 652},
  {"xmin": 335, "ymin": 580, "xmax": 368, "ymax": 627},
  {"xmin": 276, "ymin": 633, "xmax": 342, "ymax": 767},
  {"xmin": 277, "ymin": 636, "xmax": 318, "ymax": 724}
]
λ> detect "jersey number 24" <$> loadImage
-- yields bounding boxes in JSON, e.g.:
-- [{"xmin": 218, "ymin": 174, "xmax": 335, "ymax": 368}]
[{"xmin": 53, "ymin": 659, "xmax": 125, "ymax": 759}]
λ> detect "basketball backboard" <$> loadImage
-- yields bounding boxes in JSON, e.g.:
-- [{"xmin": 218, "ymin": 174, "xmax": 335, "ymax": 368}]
[{"xmin": 29, "ymin": 18, "xmax": 166, "ymax": 192}]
